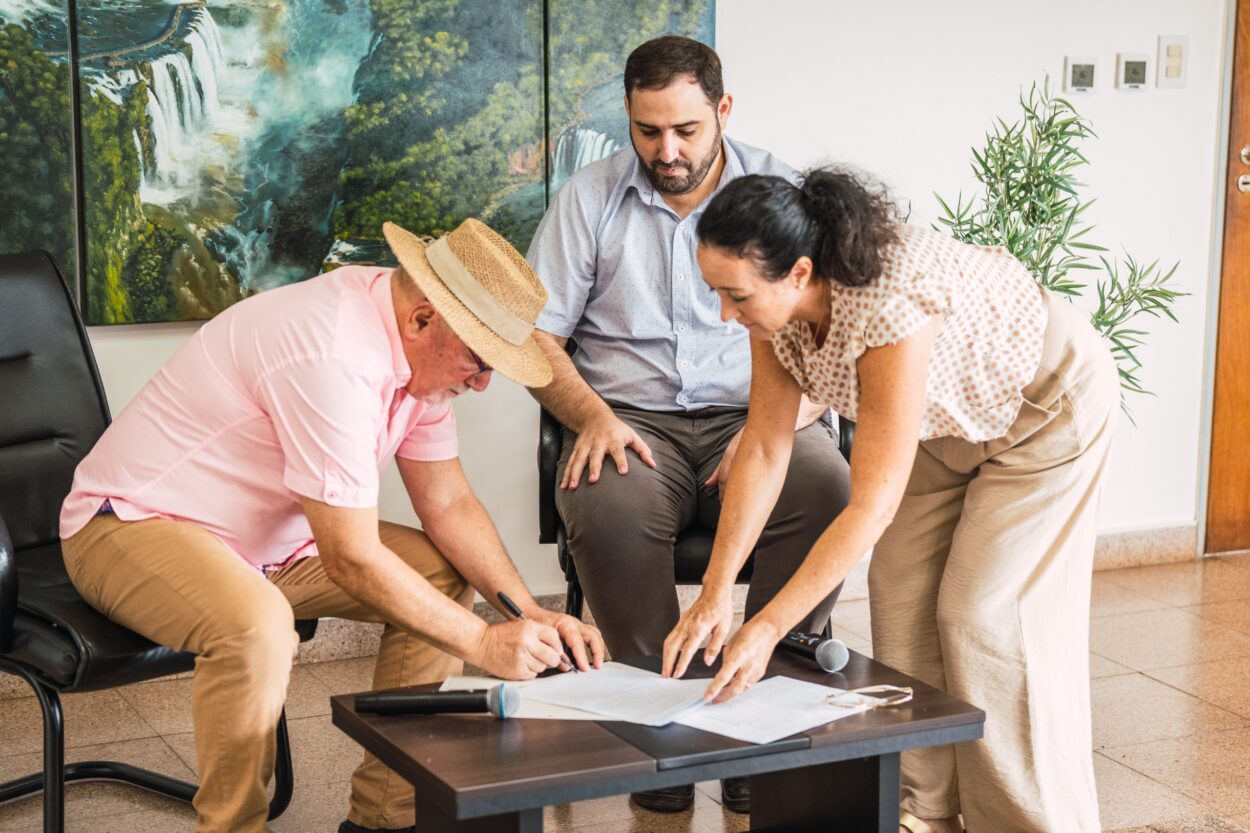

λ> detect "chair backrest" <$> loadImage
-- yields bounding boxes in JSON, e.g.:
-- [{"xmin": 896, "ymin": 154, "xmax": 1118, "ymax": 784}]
[{"xmin": 0, "ymin": 252, "xmax": 110, "ymax": 552}]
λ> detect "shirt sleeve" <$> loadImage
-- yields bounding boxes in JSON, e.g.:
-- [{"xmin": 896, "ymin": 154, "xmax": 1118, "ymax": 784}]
[
  {"xmin": 862, "ymin": 279, "xmax": 952, "ymax": 351},
  {"xmin": 254, "ymin": 359, "xmax": 383, "ymax": 508},
  {"xmin": 527, "ymin": 179, "xmax": 598, "ymax": 338},
  {"xmin": 396, "ymin": 400, "xmax": 459, "ymax": 461}
]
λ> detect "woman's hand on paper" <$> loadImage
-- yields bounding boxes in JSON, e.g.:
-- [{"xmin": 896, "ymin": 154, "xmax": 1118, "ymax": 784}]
[
  {"xmin": 661, "ymin": 589, "xmax": 735, "ymax": 679},
  {"xmin": 702, "ymin": 619, "xmax": 781, "ymax": 704}
]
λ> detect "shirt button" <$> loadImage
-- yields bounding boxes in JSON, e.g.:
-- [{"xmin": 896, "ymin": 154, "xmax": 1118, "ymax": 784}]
[
  {"xmin": 676, "ymin": 273, "xmax": 685, "ymax": 281},
  {"xmin": 680, "ymin": 360, "xmax": 690, "ymax": 368},
  {"xmin": 677, "ymin": 325, "xmax": 687, "ymax": 332}
]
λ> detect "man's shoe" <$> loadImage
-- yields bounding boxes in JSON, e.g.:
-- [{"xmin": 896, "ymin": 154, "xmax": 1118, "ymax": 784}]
[
  {"xmin": 721, "ymin": 775, "xmax": 750, "ymax": 813},
  {"xmin": 630, "ymin": 783, "xmax": 695, "ymax": 812},
  {"xmin": 338, "ymin": 821, "xmax": 415, "ymax": 833}
]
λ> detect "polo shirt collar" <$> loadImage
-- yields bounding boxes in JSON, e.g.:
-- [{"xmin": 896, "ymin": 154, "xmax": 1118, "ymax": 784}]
[
  {"xmin": 370, "ymin": 268, "xmax": 413, "ymax": 384},
  {"xmin": 624, "ymin": 135, "xmax": 746, "ymax": 215}
]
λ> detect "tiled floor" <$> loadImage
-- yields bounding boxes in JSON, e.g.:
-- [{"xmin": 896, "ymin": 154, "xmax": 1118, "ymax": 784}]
[{"xmin": 3, "ymin": 557, "xmax": 1250, "ymax": 832}]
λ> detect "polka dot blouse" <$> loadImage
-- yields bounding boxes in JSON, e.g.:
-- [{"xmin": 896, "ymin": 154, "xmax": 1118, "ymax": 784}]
[{"xmin": 771, "ymin": 225, "xmax": 1048, "ymax": 443}]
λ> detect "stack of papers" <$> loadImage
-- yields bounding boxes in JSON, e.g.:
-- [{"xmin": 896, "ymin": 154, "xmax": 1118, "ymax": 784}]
[{"xmin": 440, "ymin": 662, "xmax": 877, "ymax": 744}]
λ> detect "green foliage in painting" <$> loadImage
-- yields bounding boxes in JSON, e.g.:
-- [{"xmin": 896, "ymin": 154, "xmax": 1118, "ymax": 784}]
[{"xmin": 0, "ymin": 22, "xmax": 74, "ymax": 272}]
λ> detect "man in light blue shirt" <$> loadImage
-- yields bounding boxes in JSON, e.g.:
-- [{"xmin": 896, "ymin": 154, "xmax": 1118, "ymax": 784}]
[{"xmin": 526, "ymin": 36, "xmax": 851, "ymax": 813}]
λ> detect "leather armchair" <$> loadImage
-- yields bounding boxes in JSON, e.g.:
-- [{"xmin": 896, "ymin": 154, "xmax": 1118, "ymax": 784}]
[{"xmin": 0, "ymin": 251, "xmax": 315, "ymax": 832}]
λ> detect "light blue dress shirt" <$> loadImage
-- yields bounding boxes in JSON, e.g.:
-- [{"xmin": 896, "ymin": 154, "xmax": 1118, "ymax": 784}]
[{"xmin": 527, "ymin": 136, "xmax": 796, "ymax": 411}]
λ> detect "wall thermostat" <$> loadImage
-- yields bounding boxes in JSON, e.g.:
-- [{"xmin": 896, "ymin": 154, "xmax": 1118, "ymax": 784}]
[
  {"xmin": 1064, "ymin": 56, "xmax": 1097, "ymax": 92},
  {"xmin": 1117, "ymin": 53, "xmax": 1149, "ymax": 90}
]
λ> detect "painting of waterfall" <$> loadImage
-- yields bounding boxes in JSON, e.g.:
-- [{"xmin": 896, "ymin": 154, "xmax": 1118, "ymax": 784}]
[
  {"xmin": 0, "ymin": 1, "xmax": 77, "ymax": 279},
  {"xmin": 547, "ymin": 0, "xmax": 714, "ymax": 191},
  {"xmin": 0, "ymin": 0, "xmax": 713, "ymax": 324}
]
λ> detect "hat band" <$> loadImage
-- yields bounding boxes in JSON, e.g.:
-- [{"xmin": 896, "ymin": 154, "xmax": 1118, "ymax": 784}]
[{"xmin": 425, "ymin": 237, "xmax": 533, "ymax": 346}]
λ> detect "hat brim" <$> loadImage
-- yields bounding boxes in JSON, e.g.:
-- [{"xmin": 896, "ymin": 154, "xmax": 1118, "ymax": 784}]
[{"xmin": 383, "ymin": 222, "xmax": 553, "ymax": 388}]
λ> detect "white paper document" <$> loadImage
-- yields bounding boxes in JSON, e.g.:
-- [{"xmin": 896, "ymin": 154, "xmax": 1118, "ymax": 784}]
[
  {"xmin": 522, "ymin": 662, "xmax": 710, "ymax": 727},
  {"xmin": 676, "ymin": 675, "xmax": 874, "ymax": 744},
  {"xmin": 440, "ymin": 663, "xmax": 880, "ymax": 742}
]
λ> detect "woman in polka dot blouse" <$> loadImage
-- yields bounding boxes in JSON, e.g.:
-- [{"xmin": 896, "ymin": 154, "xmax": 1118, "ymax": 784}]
[{"xmin": 661, "ymin": 168, "xmax": 1118, "ymax": 833}]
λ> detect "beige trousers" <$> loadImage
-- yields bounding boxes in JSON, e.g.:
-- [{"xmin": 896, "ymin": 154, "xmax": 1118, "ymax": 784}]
[
  {"xmin": 869, "ymin": 291, "xmax": 1117, "ymax": 833},
  {"xmin": 62, "ymin": 515, "xmax": 473, "ymax": 833}
]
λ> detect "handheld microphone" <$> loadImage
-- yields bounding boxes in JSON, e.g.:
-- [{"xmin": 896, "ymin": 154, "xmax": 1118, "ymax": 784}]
[
  {"xmin": 778, "ymin": 631, "xmax": 850, "ymax": 673},
  {"xmin": 355, "ymin": 683, "xmax": 520, "ymax": 719}
]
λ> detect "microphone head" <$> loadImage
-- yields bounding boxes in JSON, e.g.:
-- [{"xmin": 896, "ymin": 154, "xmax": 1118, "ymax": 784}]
[
  {"xmin": 486, "ymin": 684, "xmax": 521, "ymax": 719},
  {"xmin": 815, "ymin": 638, "xmax": 851, "ymax": 673}
]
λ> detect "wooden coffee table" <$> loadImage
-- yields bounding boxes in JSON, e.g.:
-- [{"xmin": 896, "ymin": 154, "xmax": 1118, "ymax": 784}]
[{"xmin": 330, "ymin": 651, "xmax": 984, "ymax": 832}]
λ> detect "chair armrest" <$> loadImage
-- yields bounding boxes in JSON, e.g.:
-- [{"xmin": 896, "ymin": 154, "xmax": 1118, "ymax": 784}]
[
  {"xmin": 0, "ymin": 513, "xmax": 15, "ymax": 653},
  {"xmin": 837, "ymin": 416, "xmax": 855, "ymax": 464},
  {"xmin": 537, "ymin": 407, "xmax": 563, "ymax": 544}
]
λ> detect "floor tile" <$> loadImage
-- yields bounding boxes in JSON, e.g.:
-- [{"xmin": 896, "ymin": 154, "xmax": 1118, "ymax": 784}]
[
  {"xmin": 73, "ymin": 802, "xmax": 195, "ymax": 833},
  {"xmin": 305, "ymin": 656, "xmax": 378, "ymax": 696},
  {"xmin": 164, "ymin": 713, "xmax": 364, "ymax": 789},
  {"xmin": 1103, "ymin": 728, "xmax": 1250, "ymax": 816},
  {"xmin": 116, "ymin": 666, "xmax": 333, "ymax": 736},
  {"xmin": 1097, "ymin": 557, "xmax": 1250, "ymax": 608},
  {"xmin": 0, "ymin": 736, "xmax": 193, "ymax": 831},
  {"xmin": 546, "ymin": 788, "xmax": 737, "ymax": 832},
  {"xmin": 1091, "ymin": 574, "xmax": 1171, "ymax": 618},
  {"xmin": 267, "ymin": 779, "xmax": 351, "ymax": 832},
  {"xmin": 1091, "ymin": 652, "xmax": 1135, "ymax": 679},
  {"xmin": 1092, "ymin": 673, "xmax": 1248, "ymax": 749},
  {"xmin": 1093, "ymin": 752, "xmax": 1211, "ymax": 831},
  {"xmin": 829, "ymin": 598, "xmax": 872, "ymax": 639},
  {"xmin": 0, "ymin": 690, "xmax": 156, "ymax": 756},
  {"xmin": 1148, "ymin": 658, "xmax": 1250, "ymax": 721},
  {"xmin": 1089, "ymin": 608, "xmax": 1250, "ymax": 671},
  {"xmin": 1184, "ymin": 599, "xmax": 1250, "ymax": 638}
]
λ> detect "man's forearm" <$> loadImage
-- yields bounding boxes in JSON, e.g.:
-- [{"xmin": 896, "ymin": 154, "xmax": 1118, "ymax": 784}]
[
  {"xmin": 528, "ymin": 331, "xmax": 613, "ymax": 432},
  {"xmin": 421, "ymin": 493, "xmax": 544, "ymax": 617},
  {"xmin": 326, "ymin": 543, "xmax": 488, "ymax": 660}
]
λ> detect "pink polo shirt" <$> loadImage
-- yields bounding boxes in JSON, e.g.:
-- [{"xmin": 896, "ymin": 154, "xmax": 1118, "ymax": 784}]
[{"xmin": 59, "ymin": 266, "xmax": 459, "ymax": 569}]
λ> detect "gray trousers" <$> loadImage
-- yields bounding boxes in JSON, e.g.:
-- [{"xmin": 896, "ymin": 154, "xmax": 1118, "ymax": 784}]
[{"xmin": 556, "ymin": 405, "xmax": 851, "ymax": 658}]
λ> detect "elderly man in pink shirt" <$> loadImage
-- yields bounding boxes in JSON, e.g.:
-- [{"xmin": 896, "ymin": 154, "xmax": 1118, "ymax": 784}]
[{"xmin": 58, "ymin": 219, "xmax": 604, "ymax": 833}]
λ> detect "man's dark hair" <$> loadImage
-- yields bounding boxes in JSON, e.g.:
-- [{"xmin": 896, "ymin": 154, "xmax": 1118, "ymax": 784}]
[{"xmin": 624, "ymin": 35, "xmax": 723, "ymax": 106}]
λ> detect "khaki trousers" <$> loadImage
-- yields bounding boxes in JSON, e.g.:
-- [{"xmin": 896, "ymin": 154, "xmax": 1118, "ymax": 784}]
[
  {"xmin": 869, "ymin": 291, "xmax": 1117, "ymax": 833},
  {"xmin": 62, "ymin": 515, "xmax": 473, "ymax": 833}
]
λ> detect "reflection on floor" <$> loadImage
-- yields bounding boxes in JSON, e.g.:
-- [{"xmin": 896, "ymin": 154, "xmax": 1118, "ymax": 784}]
[{"xmin": 3, "ymin": 556, "xmax": 1250, "ymax": 832}]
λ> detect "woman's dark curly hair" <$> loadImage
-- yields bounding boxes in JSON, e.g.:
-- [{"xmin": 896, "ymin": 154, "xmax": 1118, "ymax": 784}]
[{"xmin": 696, "ymin": 166, "xmax": 901, "ymax": 287}]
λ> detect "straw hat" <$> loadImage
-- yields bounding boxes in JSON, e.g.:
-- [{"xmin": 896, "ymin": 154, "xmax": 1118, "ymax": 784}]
[{"xmin": 383, "ymin": 219, "xmax": 553, "ymax": 388}]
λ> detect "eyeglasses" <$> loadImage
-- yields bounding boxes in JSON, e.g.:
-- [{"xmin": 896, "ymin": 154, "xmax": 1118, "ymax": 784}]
[
  {"xmin": 824, "ymin": 685, "xmax": 914, "ymax": 709},
  {"xmin": 468, "ymin": 347, "xmax": 491, "ymax": 376}
]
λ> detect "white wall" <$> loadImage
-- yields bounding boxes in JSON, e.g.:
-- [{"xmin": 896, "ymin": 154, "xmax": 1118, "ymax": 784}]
[
  {"xmin": 86, "ymin": 0, "xmax": 1230, "ymax": 595},
  {"xmin": 717, "ymin": 0, "xmax": 1228, "ymax": 535}
]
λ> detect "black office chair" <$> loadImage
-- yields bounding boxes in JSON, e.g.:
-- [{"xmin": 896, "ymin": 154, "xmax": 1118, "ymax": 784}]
[
  {"xmin": 0, "ymin": 251, "xmax": 317, "ymax": 833},
  {"xmin": 537, "ymin": 394, "xmax": 855, "ymax": 620}
]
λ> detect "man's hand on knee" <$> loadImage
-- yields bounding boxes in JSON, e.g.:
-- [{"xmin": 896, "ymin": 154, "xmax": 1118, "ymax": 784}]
[{"xmin": 562, "ymin": 413, "xmax": 656, "ymax": 490}]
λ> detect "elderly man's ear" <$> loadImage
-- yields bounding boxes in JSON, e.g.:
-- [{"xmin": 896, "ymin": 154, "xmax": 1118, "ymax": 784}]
[{"xmin": 399, "ymin": 301, "xmax": 439, "ymax": 341}]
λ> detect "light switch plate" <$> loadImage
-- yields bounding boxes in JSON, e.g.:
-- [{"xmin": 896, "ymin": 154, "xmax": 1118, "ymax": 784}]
[
  {"xmin": 1117, "ymin": 53, "xmax": 1150, "ymax": 90},
  {"xmin": 1064, "ymin": 56, "xmax": 1097, "ymax": 92},
  {"xmin": 1157, "ymin": 35, "xmax": 1189, "ymax": 89}
]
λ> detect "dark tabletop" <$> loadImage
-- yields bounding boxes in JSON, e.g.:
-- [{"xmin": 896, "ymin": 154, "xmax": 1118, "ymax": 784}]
[{"xmin": 330, "ymin": 650, "xmax": 984, "ymax": 819}]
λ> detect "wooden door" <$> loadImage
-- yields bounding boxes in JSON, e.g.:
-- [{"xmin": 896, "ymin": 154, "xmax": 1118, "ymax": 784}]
[{"xmin": 1209, "ymin": 0, "xmax": 1250, "ymax": 553}]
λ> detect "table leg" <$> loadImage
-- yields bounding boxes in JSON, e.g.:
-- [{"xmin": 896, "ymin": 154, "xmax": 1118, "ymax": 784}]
[
  {"xmin": 749, "ymin": 751, "xmax": 900, "ymax": 832},
  {"xmin": 412, "ymin": 789, "xmax": 543, "ymax": 832}
]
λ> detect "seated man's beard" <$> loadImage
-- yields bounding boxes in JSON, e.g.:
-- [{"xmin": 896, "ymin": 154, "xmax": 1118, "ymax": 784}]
[{"xmin": 639, "ymin": 126, "xmax": 722, "ymax": 196}]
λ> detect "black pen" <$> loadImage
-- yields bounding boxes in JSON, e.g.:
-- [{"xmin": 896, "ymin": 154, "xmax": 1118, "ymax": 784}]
[{"xmin": 496, "ymin": 591, "xmax": 577, "ymax": 672}]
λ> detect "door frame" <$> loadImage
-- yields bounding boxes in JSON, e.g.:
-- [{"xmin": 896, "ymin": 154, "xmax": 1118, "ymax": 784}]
[{"xmin": 1199, "ymin": 0, "xmax": 1245, "ymax": 555}]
